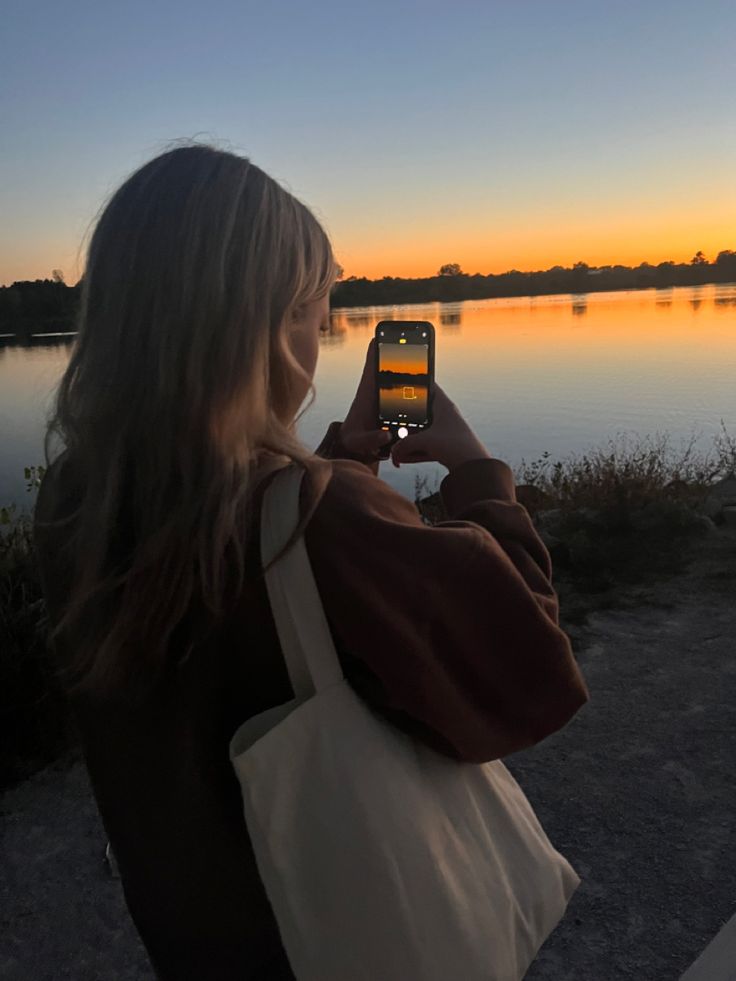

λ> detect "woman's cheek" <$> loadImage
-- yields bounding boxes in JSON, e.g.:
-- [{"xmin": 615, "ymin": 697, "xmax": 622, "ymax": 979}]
[{"xmin": 291, "ymin": 321, "xmax": 320, "ymax": 381}]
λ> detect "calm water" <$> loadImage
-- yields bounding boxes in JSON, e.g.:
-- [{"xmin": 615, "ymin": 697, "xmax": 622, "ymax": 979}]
[
  {"xmin": 2, "ymin": 284, "xmax": 735, "ymax": 506},
  {"xmin": 379, "ymin": 381, "xmax": 430, "ymax": 422}
]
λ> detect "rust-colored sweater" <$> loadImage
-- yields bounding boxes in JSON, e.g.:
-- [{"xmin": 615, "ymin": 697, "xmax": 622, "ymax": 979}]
[{"xmin": 34, "ymin": 422, "xmax": 589, "ymax": 981}]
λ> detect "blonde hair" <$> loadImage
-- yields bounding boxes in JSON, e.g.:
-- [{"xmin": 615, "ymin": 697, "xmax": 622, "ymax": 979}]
[{"xmin": 41, "ymin": 143, "xmax": 337, "ymax": 700}]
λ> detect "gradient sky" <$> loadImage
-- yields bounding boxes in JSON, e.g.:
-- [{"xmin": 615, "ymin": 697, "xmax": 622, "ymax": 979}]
[
  {"xmin": 2, "ymin": 0, "xmax": 735, "ymax": 285},
  {"xmin": 378, "ymin": 343, "xmax": 429, "ymax": 375}
]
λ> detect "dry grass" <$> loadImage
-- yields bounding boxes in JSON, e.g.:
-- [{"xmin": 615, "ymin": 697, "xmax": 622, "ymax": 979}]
[
  {"xmin": 415, "ymin": 421, "xmax": 735, "ymax": 520},
  {"xmin": 414, "ymin": 423, "xmax": 736, "ymax": 592},
  {"xmin": 515, "ymin": 420, "xmax": 735, "ymax": 514}
]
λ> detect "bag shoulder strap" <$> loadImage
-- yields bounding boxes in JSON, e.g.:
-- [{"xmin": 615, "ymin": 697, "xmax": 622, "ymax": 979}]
[{"xmin": 261, "ymin": 464, "xmax": 344, "ymax": 699}]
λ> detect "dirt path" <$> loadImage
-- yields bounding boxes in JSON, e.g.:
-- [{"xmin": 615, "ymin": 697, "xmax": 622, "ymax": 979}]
[
  {"xmin": 517, "ymin": 526, "xmax": 736, "ymax": 980},
  {"xmin": 1, "ymin": 528, "xmax": 734, "ymax": 980}
]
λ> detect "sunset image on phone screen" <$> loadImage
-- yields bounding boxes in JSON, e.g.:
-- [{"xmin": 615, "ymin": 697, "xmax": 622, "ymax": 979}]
[{"xmin": 378, "ymin": 341, "xmax": 429, "ymax": 425}]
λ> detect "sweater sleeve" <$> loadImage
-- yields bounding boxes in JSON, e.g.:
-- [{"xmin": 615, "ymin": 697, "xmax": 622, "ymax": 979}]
[{"xmin": 303, "ymin": 457, "xmax": 589, "ymax": 764}]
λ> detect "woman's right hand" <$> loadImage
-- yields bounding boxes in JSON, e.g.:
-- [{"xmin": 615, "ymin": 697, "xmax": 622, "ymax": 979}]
[{"xmin": 390, "ymin": 384, "xmax": 493, "ymax": 471}]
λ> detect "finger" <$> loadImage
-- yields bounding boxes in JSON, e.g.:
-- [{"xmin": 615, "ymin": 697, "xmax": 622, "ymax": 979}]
[
  {"xmin": 341, "ymin": 428, "xmax": 392, "ymax": 456},
  {"xmin": 391, "ymin": 435, "xmax": 430, "ymax": 465},
  {"xmin": 358, "ymin": 338, "xmax": 376, "ymax": 387},
  {"xmin": 391, "ymin": 446, "xmax": 432, "ymax": 468},
  {"xmin": 342, "ymin": 340, "xmax": 378, "ymax": 431},
  {"xmin": 351, "ymin": 338, "xmax": 377, "ymax": 406}
]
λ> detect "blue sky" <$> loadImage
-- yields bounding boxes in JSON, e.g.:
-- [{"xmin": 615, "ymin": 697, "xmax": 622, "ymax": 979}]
[{"xmin": 2, "ymin": 0, "xmax": 735, "ymax": 283}]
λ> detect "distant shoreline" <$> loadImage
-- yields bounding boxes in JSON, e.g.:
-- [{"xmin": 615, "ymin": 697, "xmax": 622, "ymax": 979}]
[
  {"xmin": 331, "ymin": 255, "xmax": 736, "ymax": 308},
  {"xmin": 332, "ymin": 277, "xmax": 736, "ymax": 311},
  {"xmin": 0, "ymin": 265, "xmax": 734, "ymax": 341}
]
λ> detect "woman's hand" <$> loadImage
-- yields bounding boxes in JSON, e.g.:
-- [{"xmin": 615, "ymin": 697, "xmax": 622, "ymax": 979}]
[
  {"xmin": 338, "ymin": 339, "xmax": 393, "ymax": 459},
  {"xmin": 339, "ymin": 340, "xmax": 491, "ymax": 472},
  {"xmin": 390, "ymin": 383, "xmax": 491, "ymax": 471}
]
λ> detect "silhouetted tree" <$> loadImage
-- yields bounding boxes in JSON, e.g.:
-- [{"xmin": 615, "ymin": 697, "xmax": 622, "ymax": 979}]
[
  {"xmin": 656, "ymin": 261, "xmax": 676, "ymax": 285},
  {"xmin": 51, "ymin": 269, "xmax": 65, "ymax": 284},
  {"xmin": 0, "ymin": 278, "xmax": 81, "ymax": 336},
  {"xmin": 571, "ymin": 261, "xmax": 590, "ymax": 290},
  {"xmin": 715, "ymin": 250, "xmax": 736, "ymax": 272},
  {"xmin": 438, "ymin": 263, "xmax": 463, "ymax": 276},
  {"xmin": 690, "ymin": 251, "xmax": 707, "ymax": 265}
]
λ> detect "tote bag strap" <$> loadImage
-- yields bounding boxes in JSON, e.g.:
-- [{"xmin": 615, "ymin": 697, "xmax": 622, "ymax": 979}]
[{"xmin": 261, "ymin": 463, "xmax": 344, "ymax": 699}]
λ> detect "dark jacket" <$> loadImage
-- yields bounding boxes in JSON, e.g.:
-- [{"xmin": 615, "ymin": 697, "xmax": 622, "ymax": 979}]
[{"xmin": 33, "ymin": 422, "xmax": 589, "ymax": 981}]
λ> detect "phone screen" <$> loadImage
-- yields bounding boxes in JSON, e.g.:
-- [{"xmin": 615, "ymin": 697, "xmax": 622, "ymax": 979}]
[{"xmin": 376, "ymin": 322, "xmax": 433, "ymax": 432}]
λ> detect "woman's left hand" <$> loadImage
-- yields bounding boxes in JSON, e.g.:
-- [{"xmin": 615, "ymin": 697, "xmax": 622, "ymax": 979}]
[{"xmin": 338, "ymin": 339, "xmax": 393, "ymax": 460}]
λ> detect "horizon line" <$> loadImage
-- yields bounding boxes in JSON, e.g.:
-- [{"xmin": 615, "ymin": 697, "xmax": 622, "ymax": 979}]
[{"xmin": 2, "ymin": 246, "xmax": 735, "ymax": 290}]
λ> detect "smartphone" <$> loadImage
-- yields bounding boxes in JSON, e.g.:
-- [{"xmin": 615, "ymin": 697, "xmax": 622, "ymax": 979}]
[{"xmin": 375, "ymin": 320, "xmax": 435, "ymax": 453}]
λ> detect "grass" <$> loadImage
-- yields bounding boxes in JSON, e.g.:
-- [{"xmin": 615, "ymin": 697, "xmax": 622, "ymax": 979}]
[
  {"xmin": 514, "ymin": 423, "xmax": 735, "ymax": 591},
  {"xmin": 415, "ymin": 421, "xmax": 735, "ymax": 516},
  {"xmin": 415, "ymin": 421, "xmax": 736, "ymax": 593},
  {"xmin": 514, "ymin": 420, "xmax": 735, "ymax": 514}
]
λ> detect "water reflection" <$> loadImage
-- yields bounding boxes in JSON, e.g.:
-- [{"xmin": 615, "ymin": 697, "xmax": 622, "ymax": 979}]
[
  {"xmin": 655, "ymin": 288, "xmax": 673, "ymax": 309},
  {"xmin": 345, "ymin": 312, "xmax": 371, "ymax": 326},
  {"xmin": 713, "ymin": 286, "xmax": 736, "ymax": 308},
  {"xmin": 440, "ymin": 304, "xmax": 463, "ymax": 327},
  {"xmin": 0, "ymin": 332, "xmax": 75, "ymax": 350},
  {"xmin": 320, "ymin": 315, "xmax": 347, "ymax": 346},
  {"xmin": 571, "ymin": 294, "xmax": 587, "ymax": 317},
  {"xmin": 379, "ymin": 382, "xmax": 429, "ymax": 420},
  {"xmin": 690, "ymin": 288, "xmax": 703, "ymax": 311},
  {"xmin": 30, "ymin": 333, "xmax": 75, "ymax": 349}
]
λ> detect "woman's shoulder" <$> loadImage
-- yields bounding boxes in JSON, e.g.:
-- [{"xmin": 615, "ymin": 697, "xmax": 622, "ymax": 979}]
[{"xmin": 311, "ymin": 457, "xmax": 420, "ymax": 525}]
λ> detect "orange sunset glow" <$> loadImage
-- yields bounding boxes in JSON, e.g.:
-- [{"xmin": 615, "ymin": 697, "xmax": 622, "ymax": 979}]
[
  {"xmin": 378, "ymin": 343, "xmax": 428, "ymax": 375},
  {"xmin": 332, "ymin": 193, "xmax": 736, "ymax": 281}
]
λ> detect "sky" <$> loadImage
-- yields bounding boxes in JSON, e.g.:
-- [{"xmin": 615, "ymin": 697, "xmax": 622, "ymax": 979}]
[{"xmin": 2, "ymin": 0, "xmax": 735, "ymax": 285}]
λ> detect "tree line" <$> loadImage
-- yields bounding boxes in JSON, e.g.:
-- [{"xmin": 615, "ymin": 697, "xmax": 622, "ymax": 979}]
[
  {"xmin": 0, "ymin": 272, "xmax": 80, "ymax": 337},
  {"xmin": 332, "ymin": 250, "xmax": 736, "ymax": 307},
  {"xmin": 1, "ymin": 251, "xmax": 735, "ymax": 336}
]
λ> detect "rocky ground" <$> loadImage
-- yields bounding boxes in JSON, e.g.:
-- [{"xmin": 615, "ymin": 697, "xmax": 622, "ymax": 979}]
[{"xmin": 1, "ymin": 526, "xmax": 735, "ymax": 981}]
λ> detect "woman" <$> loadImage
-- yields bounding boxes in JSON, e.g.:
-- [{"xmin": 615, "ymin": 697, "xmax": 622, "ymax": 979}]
[{"xmin": 34, "ymin": 144, "xmax": 589, "ymax": 980}]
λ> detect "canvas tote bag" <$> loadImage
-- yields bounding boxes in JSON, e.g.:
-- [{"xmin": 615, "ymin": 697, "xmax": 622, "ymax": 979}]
[{"xmin": 229, "ymin": 463, "xmax": 580, "ymax": 981}]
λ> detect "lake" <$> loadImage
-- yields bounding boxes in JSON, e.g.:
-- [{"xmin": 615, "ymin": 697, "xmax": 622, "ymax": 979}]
[{"xmin": 2, "ymin": 284, "xmax": 735, "ymax": 506}]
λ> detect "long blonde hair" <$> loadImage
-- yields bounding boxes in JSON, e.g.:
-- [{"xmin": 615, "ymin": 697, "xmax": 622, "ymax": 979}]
[{"xmin": 41, "ymin": 143, "xmax": 336, "ymax": 700}]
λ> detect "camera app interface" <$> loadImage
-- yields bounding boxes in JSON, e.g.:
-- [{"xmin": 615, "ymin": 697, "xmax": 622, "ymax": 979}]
[{"xmin": 378, "ymin": 329, "xmax": 430, "ymax": 428}]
